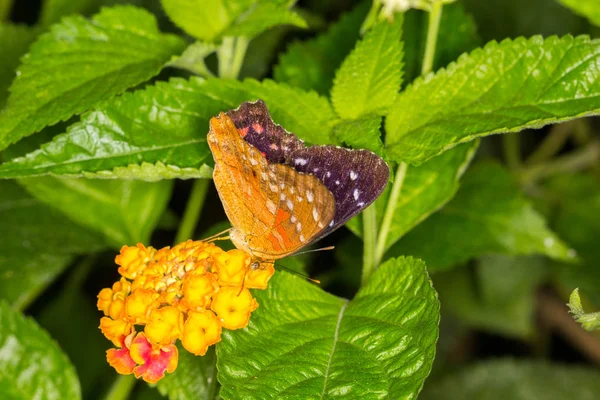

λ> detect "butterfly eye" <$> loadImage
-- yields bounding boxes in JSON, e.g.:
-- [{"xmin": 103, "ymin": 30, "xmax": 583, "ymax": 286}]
[{"xmin": 250, "ymin": 261, "xmax": 260, "ymax": 270}]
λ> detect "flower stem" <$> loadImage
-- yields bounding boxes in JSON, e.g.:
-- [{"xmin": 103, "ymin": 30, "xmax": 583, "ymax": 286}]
[
  {"xmin": 503, "ymin": 133, "xmax": 522, "ymax": 171},
  {"xmin": 361, "ymin": 205, "xmax": 378, "ymax": 285},
  {"xmin": 103, "ymin": 375, "xmax": 137, "ymax": 400},
  {"xmin": 421, "ymin": 1, "xmax": 443, "ymax": 76},
  {"xmin": 525, "ymin": 122, "xmax": 572, "ymax": 165},
  {"xmin": 218, "ymin": 37, "xmax": 249, "ymax": 79},
  {"xmin": 174, "ymin": 179, "xmax": 210, "ymax": 244},
  {"xmin": 519, "ymin": 141, "xmax": 600, "ymax": 185},
  {"xmin": 372, "ymin": 162, "xmax": 408, "ymax": 270}
]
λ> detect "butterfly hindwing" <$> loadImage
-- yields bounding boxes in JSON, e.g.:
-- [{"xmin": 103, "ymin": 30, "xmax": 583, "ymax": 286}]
[{"xmin": 208, "ymin": 113, "xmax": 335, "ymax": 260}]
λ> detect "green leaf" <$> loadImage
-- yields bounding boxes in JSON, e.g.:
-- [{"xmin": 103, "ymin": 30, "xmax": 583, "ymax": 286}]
[
  {"xmin": 0, "ymin": 0, "xmax": 12, "ymax": 21},
  {"xmin": 544, "ymin": 173, "xmax": 600, "ymax": 305},
  {"xmin": 162, "ymin": 0, "xmax": 304, "ymax": 42},
  {"xmin": 331, "ymin": 16, "xmax": 403, "ymax": 119},
  {"xmin": 332, "ymin": 115, "xmax": 384, "ymax": 155},
  {"xmin": 347, "ymin": 142, "xmax": 477, "ymax": 251},
  {"xmin": 217, "ymin": 257, "xmax": 439, "ymax": 399},
  {"xmin": 0, "ymin": 180, "xmax": 105, "ymax": 309},
  {"xmin": 225, "ymin": 3, "xmax": 307, "ymax": 38},
  {"xmin": 558, "ymin": 0, "xmax": 600, "ymax": 27},
  {"xmin": 567, "ymin": 288, "xmax": 600, "ymax": 331},
  {"xmin": 386, "ymin": 36, "xmax": 600, "ymax": 164},
  {"xmin": 435, "ymin": 255, "xmax": 548, "ymax": 338},
  {"xmin": 0, "ymin": 23, "xmax": 37, "ymax": 107},
  {"xmin": 0, "ymin": 5, "xmax": 185, "ymax": 151},
  {"xmin": 157, "ymin": 346, "xmax": 218, "ymax": 400},
  {"xmin": 403, "ymin": 3, "xmax": 481, "ymax": 85},
  {"xmin": 273, "ymin": 2, "xmax": 368, "ymax": 95},
  {"xmin": 0, "ymin": 301, "xmax": 81, "ymax": 399},
  {"xmin": 420, "ymin": 359, "xmax": 600, "ymax": 400},
  {"xmin": 390, "ymin": 162, "xmax": 575, "ymax": 271},
  {"xmin": 18, "ymin": 177, "xmax": 173, "ymax": 247},
  {"xmin": 0, "ymin": 77, "xmax": 336, "ymax": 179}
]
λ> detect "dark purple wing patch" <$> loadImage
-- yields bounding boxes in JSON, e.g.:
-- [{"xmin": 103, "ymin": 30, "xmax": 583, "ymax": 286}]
[{"xmin": 226, "ymin": 100, "xmax": 390, "ymax": 239}]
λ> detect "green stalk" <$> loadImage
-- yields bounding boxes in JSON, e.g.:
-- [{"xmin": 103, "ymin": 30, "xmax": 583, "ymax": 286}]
[
  {"xmin": 361, "ymin": 205, "xmax": 378, "ymax": 285},
  {"xmin": 372, "ymin": 162, "xmax": 408, "ymax": 269},
  {"xmin": 174, "ymin": 178, "xmax": 210, "ymax": 244},
  {"xmin": 218, "ymin": 37, "xmax": 249, "ymax": 79},
  {"xmin": 367, "ymin": 2, "xmax": 444, "ymax": 276},
  {"xmin": 525, "ymin": 122, "xmax": 572, "ymax": 165},
  {"xmin": 421, "ymin": 1, "xmax": 443, "ymax": 76},
  {"xmin": 503, "ymin": 133, "xmax": 522, "ymax": 171},
  {"xmin": 103, "ymin": 375, "xmax": 137, "ymax": 400}
]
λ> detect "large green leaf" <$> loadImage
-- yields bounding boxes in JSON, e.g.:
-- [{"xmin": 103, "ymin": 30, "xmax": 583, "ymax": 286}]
[
  {"xmin": 0, "ymin": 5, "xmax": 185, "ymax": 151},
  {"xmin": 544, "ymin": 173, "xmax": 600, "ymax": 305},
  {"xmin": 157, "ymin": 347, "xmax": 218, "ymax": 400},
  {"xmin": 558, "ymin": 0, "xmax": 600, "ymax": 27},
  {"xmin": 0, "ymin": 23, "xmax": 37, "ymax": 107},
  {"xmin": 331, "ymin": 16, "xmax": 403, "ymax": 119},
  {"xmin": 273, "ymin": 2, "xmax": 368, "ymax": 95},
  {"xmin": 420, "ymin": 359, "xmax": 600, "ymax": 400},
  {"xmin": 347, "ymin": 142, "xmax": 477, "ymax": 251},
  {"xmin": 435, "ymin": 255, "xmax": 548, "ymax": 338},
  {"xmin": 0, "ymin": 77, "xmax": 337, "ymax": 179},
  {"xmin": 217, "ymin": 257, "xmax": 439, "ymax": 399},
  {"xmin": 386, "ymin": 36, "xmax": 600, "ymax": 164},
  {"xmin": 18, "ymin": 177, "xmax": 173, "ymax": 247},
  {"xmin": 0, "ymin": 301, "xmax": 81, "ymax": 399},
  {"xmin": 390, "ymin": 162, "xmax": 574, "ymax": 271},
  {"xmin": 403, "ymin": 3, "xmax": 480, "ymax": 85},
  {"xmin": 0, "ymin": 180, "xmax": 105, "ymax": 309},
  {"xmin": 162, "ymin": 0, "xmax": 305, "ymax": 42}
]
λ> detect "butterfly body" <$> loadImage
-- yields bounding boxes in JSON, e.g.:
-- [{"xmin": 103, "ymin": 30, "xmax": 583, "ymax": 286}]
[{"xmin": 208, "ymin": 101, "xmax": 389, "ymax": 262}]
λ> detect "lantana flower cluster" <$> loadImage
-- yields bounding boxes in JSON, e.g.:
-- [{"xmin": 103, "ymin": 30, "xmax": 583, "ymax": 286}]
[{"xmin": 97, "ymin": 240, "xmax": 274, "ymax": 383}]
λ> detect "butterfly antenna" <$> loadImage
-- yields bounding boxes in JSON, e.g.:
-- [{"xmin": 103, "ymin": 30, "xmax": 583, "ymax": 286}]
[
  {"xmin": 202, "ymin": 227, "xmax": 233, "ymax": 242},
  {"xmin": 276, "ymin": 262, "xmax": 321, "ymax": 284},
  {"xmin": 293, "ymin": 246, "xmax": 335, "ymax": 257}
]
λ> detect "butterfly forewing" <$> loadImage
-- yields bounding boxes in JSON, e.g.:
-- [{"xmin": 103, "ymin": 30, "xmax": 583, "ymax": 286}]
[{"xmin": 208, "ymin": 113, "xmax": 335, "ymax": 260}]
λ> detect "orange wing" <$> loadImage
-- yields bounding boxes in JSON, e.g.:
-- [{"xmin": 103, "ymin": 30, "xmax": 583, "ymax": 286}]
[{"xmin": 208, "ymin": 112, "xmax": 335, "ymax": 260}]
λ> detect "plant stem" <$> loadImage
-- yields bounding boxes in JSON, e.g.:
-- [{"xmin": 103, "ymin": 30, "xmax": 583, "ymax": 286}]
[
  {"xmin": 218, "ymin": 37, "xmax": 249, "ymax": 79},
  {"xmin": 361, "ymin": 205, "xmax": 378, "ymax": 285},
  {"xmin": 174, "ymin": 179, "xmax": 210, "ymax": 244},
  {"xmin": 373, "ymin": 161, "xmax": 408, "ymax": 269},
  {"xmin": 519, "ymin": 141, "xmax": 600, "ymax": 185},
  {"xmin": 421, "ymin": 1, "xmax": 443, "ymax": 76},
  {"xmin": 103, "ymin": 375, "xmax": 137, "ymax": 400},
  {"xmin": 503, "ymin": 133, "xmax": 521, "ymax": 171},
  {"xmin": 525, "ymin": 122, "xmax": 572, "ymax": 165}
]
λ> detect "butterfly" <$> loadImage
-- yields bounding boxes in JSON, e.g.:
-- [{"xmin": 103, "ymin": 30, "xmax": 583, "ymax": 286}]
[{"xmin": 207, "ymin": 100, "xmax": 389, "ymax": 262}]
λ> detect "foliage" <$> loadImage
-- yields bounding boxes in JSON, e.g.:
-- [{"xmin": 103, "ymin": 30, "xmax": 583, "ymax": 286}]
[{"xmin": 0, "ymin": 0, "xmax": 599, "ymax": 399}]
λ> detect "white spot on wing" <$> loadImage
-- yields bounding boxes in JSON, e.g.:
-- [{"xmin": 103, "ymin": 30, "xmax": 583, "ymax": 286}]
[
  {"xmin": 306, "ymin": 190, "xmax": 314, "ymax": 203},
  {"xmin": 296, "ymin": 222, "xmax": 302, "ymax": 233},
  {"xmin": 353, "ymin": 189, "xmax": 360, "ymax": 200},
  {"xmin": 350, "ymin": 171, "xmax": 358, "ymax": 180},
  {"xmin": 335, "ymin": 180, "xmax": 340, "ymax": 185},
  {"xmin": 266, "ymin": 199, "xmax": 277, "ymax": 214},
  {"xmin": 280, "ymin": 193, "xmax": 286, "ymax": 201},
  {"xmin": 249, "ymin": 158, "xmax": 258, "ymax": 166},
  {"xmin": 329, "ymin": 220, "xmax": 334, "ymax": 227},
  {"xmin": 286, "ymin": 199, "xmax": 294, "ymax": 210},
  {"xmin": 295, "ymin": 158, "xmax": 307, "ymax": 166},
  {"xmin": 269, "ymin": 183, "xmax": 278, "ymax": 192},
  {"xmin": 312, "ymin": 208, "xmax": 319, "ymax": 221},
  {"xmin": 290, "ymin": 215, "xmax": 297, "ymax": 223},
  {"xmin": 300, "ymin": 234, "xmax": 306, "ymax": 243},
  {"xmin": 357, "ymin": 202, "xmax": 365, "ymax": 207},
  {"xmin": 326, "ymin": 172, "xmax": 331, "ymax": 178}
]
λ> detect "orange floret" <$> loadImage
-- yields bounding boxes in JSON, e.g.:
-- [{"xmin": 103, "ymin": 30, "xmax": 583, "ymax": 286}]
[
  {"xmin": 181, "ymin": 273, "xmax": 218, "ymax": 310},
  {"xmin": 213, "ymin": 250, "xmax": 250, "ymax": 287},
  {"xmin": 144, "ymin": 306, "xmax": 183, "ymax": 346},
  {"xmin": 245, "ymin": 262, "xmax": 276, "ymax": 289},
  {"xmin": 211, "ymin": 287, "xmax": 258, "ymax": 330},
  {"xmin": 116, "ymin": 244, "xmax": 157, "ymax": 279},
  {"xmin": 182, "ymin": 310, "xmax": 222, "ymax": 356},
  {"xmin": 99, "ymin": 317, "xmax": 133, "ymax": 347},
  {"xmin": 125, "ymin": 289, "xmax": 159, "ymax": 324}
]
